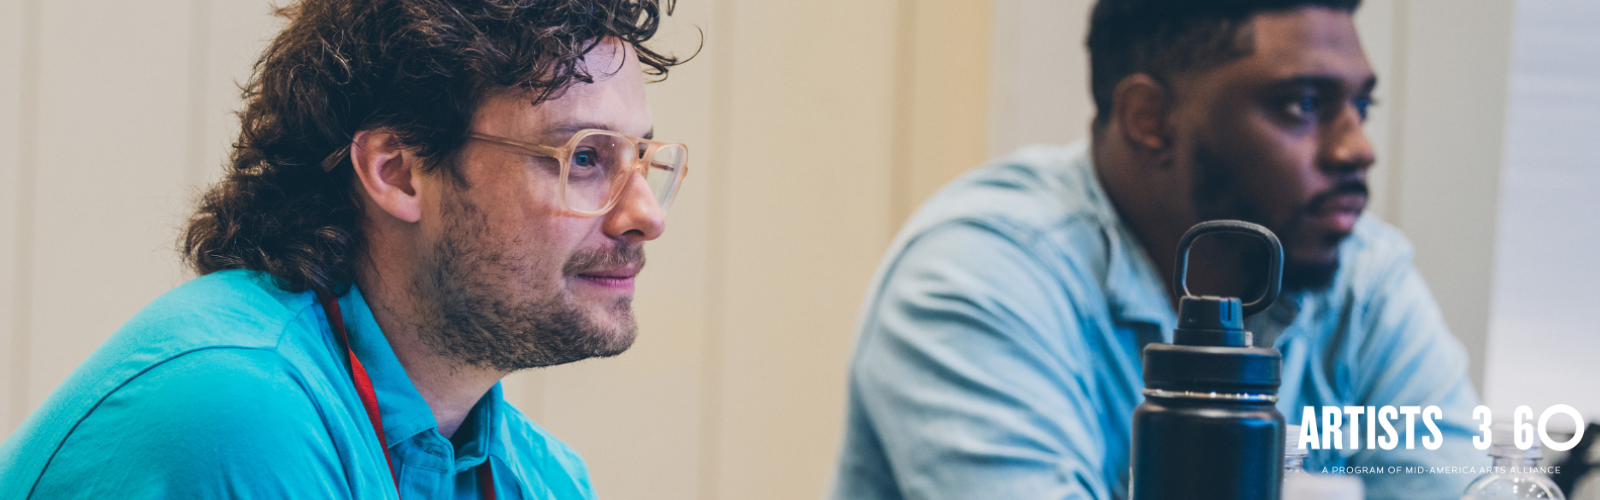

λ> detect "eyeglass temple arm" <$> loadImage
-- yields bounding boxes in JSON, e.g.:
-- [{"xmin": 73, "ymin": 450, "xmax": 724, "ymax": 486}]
[{"xmin": 467, "ymin": 133, "xmax": 565, "ymax": 159}]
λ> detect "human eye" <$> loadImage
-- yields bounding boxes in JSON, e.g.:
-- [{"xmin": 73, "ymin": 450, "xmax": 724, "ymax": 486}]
[
  {"xmin": 573, "ymin": 148, "xmax": 600, "ymax": 167},
  {"xmin": 568, "ymin": 147, "xmax": 608, "ymax": 179},
  {"xmin": 1283, "ymin": 95, "xmax": 1320, "ymax": 121},
  {"xmin": 1353, "ymin": 94, "xmax": 1375, "ymax": 121}
]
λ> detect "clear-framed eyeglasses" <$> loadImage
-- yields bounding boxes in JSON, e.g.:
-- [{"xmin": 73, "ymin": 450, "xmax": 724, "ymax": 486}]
[{"xmin": 466, "ymin": 129, "xmax": 689, "ymax": 217}]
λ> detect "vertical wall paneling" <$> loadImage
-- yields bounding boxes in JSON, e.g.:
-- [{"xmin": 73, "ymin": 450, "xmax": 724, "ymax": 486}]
[
  {"xmin": 533, "ymin": 2, "xmax": 720, "ymax": 499},
  {"xmin": 1383, "ymin": 0, "xmax": 1411, "ymax": 228},
  {"xmin": 1353, "ymin": 0, "xmax": 1397, "ymax": 223},
  {"xmin": 1390, "ymin": 0, "xmax": 1516, "ymax": 393},
  {"xmin": 711, "ymin": 0, "xmax": 899, "ymax": 497},
  {"xmin": 1484, "ymin": 0, "xmax": 1600, "ymax": 418},
  {"xmin": 894, "ymin": 0, "xmax": 994, "ymax": 228},
  {"xmin": 27, "ymin": 0, "xmax": 197, "ymax": 408},
  {"xmin": 199, "ymin": 1, "xmax": 284, "ymax": 190},
  {"xmin": 987, "ymin": 0, "xmax": 1095, "ymax": 158},
  {"xmin": 697, "ymin": 0, "xmax": 735, "ymax": 495},
  {"xmin": 1, "ymin": 0, "xmax": 37, "ymax": 436},
  {"xmin": 889, "ymin": 0, "xmax": 917, "ymax": 233},
  {"xmin": 185, "ymin": 0, "xmax": 212, "ymax": 190}
]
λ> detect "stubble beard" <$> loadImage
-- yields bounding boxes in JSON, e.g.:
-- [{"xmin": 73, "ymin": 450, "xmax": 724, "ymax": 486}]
[
  {"xmin": 1191, "ymin": 144, "xmax": 1342, "ymax": 292},
  {"xmin": 410, "ymin": 194, "xmax": 640, "ymax": 373}
]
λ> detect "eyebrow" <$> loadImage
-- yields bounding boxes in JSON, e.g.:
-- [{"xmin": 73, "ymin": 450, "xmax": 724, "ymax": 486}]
[
  {"xmin": 542, "ymin": 122, "xmax": 655, "ymax": 140},
  {"xmin": 1272, "ymin": 74, "xmax": 1379, "ymax": 94}
]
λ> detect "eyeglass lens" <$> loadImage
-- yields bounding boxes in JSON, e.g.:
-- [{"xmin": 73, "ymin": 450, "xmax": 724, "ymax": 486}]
[{"xmin": 564, "ymin": 133, "xmax": 686, "ymax": 213}]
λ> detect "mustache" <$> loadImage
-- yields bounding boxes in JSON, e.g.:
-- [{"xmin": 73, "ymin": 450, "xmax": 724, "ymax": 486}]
[
  {"xmin": 563, "ymin": 242, "xmax": 645, "ymax": 276},
  {"xmin": 1305, "ymin": 180, "xmax": 1370, "ymax": 214}
]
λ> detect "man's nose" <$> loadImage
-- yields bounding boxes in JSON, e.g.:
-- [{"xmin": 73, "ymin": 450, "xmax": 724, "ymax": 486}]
[
  {"xmin": 602, "ymin": 171, "xmax": 667, "ymax": 244},
  {"xmin": 1321, "ymin": 104, "xmax": 1377, "ymax": 176}
]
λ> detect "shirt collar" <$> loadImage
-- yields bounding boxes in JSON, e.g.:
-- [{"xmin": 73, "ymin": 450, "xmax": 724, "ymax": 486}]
[
  {"xmin": 451, "ymin": 384, "xmax": 500, "ymax": 471},
  {"xmin": 335, "ymin": 286, "xmax": 502, "ymax": 466},
  {"xmin": 1069, "ymin": 144, "xmax": 1177, "ymax": 332},
  {"xmin": 1069, "ymin": 142, "xmax": 1305, "ymax": 345}
]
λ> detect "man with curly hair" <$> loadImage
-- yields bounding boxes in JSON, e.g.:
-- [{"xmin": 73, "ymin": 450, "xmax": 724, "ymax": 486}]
[{"xmin": 0, "ymin": 0, "xmax": 687, "ymax": 497}]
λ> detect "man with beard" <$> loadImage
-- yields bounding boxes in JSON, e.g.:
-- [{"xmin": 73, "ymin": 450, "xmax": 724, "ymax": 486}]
[
  {"xmin": 0, "ymin": 0, "xmax": 687, "ymax": 498},
  {"xmin": 830, "ymin": 0, "xmax": 1484, "ymax": 499}
]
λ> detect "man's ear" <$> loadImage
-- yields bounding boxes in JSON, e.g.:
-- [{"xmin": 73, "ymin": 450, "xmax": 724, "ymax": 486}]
[
  {"xmin": 1111, "ymin": 74, "xmax": 1173, "ymax": 152},
  {"xmin": 349, "ymin": 129, "xmax": 423, "ymax": 223}
]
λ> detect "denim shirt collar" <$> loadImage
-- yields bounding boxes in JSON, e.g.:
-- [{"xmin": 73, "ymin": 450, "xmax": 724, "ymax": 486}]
[
  {"xmin": 1066, "ymin": 141, "xmax": 1303, "ymax": 346},
  {"xmin": 1068, "ymin": 144, "xmax": 1178, "ymax": 334}
]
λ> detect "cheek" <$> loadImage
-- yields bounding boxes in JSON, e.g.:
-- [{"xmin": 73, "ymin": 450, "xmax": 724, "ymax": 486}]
[
  {"xmin": 464, "ymin": 163, "xmax": 610, "ymax": 277},
  {"xmin": 1218, "ymin": 114, "xmax": 1324, "ymax": 224},
  {"xmin": 468, "ymin": 177, "xmax": 569, "ymax": 266},
  {"xmin": 501, "ymin": 203, "xmax": 608, "ymax": 279}
]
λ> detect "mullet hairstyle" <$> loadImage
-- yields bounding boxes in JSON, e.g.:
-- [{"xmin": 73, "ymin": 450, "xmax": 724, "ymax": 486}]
[
  {"xmin": 183, "ymin": 0, "xmax": 684, "ymax": 299},
  {"xmin": 1085, "ymin": 0, "xmax": 1361, "ymax": 125}
]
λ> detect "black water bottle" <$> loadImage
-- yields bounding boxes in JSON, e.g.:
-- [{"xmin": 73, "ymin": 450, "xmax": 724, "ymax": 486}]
[{"xmin": 1129, "ymin": 220, "xmax": 1287, "ymax": 500}]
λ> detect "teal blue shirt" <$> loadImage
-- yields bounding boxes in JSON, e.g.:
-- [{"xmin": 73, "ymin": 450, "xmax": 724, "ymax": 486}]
[
  {"xmin": 0, "ymin": 270, "xmax": 595, "ymax": 499},
  {"xmin": 830, "ymin": 142, "xmax": 1488, "ymax": 500}
]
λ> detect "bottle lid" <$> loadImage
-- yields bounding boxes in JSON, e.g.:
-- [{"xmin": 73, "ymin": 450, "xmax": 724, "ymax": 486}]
[
  {"xmin": 1141, "ymin": 342, "xmax": 1281, "ymax": 394},
  {"xmin": 1286, "ymin": 424, "xmax": 1308, "ymax": 457},
  {"xmin": 1144, "ymin": 221, "xmax": 1284, "ymax": 395}
]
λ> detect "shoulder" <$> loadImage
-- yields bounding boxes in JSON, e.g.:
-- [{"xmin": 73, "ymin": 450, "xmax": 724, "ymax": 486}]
[
  {"xmin": 856, "ymin": 145, "xmax": 1123, "ymax": 368},
  {"xmin": 69, "ymin": 269, "xmax": 324, "ymax": 416},
  {"xmin": 123, "ymin": 269, "xmax": 319, "ymax": 350},
  {"xmin": 104, "ymin": 346, "xmax": 322, "ymax": 421},
  {"xmin": 1329, "ymin": 215, "xmax": 1420, "ymax": 299},
  {"xmin": 0, "ymin": 270, "xmax": 333, "ymax": 497},
  {"xmin": 904, "ymin": 142, "xmax": 1104, "ymax": 242},
  {"xmin": 885, "ymin": 142, "xmax": 1114, "ymax": 297},
  {"xmin": 25, "ymin": 348, "xmax": 345, "ymax": 497},
  {"xmin": 492, "ymin": 402, "xmax": 596, "ymax": 498}
]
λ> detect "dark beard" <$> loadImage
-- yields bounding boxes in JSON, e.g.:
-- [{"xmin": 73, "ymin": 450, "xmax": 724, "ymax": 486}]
[
  {"xmin": 1191, "ymin": 145, "xmax": 1341, "ymax": 292},
  {"xmin": 410, "ymin": 193, "xmax": 641, "ymax": 372}
]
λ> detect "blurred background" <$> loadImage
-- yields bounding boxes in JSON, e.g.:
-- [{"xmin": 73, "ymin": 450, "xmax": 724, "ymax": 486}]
[{"xmin": 2, "ymin": 0, "xmax": 1598, "ymax": 498}]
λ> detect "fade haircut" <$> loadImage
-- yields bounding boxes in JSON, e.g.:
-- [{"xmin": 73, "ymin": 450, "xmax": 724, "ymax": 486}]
[
  {"xmin": 1086, "ymin": 0, "xmax": 1361, "ymax": 124},
  {"xmin": 182, "ymin": 0, "xmax": 684, "ymax": 299}
]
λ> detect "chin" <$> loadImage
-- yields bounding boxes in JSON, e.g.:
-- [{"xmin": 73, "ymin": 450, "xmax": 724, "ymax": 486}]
[
  {"xmin": 1281, "ymin": 247, "xmax": 1342, "ymax": 291},
  {"xmin": 583, "ymin": 297, "xmax": 640, "ymax": 355}
]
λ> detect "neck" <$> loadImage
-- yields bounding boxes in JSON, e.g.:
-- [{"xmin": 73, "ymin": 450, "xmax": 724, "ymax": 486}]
[
  {"xmin": 355, "ymin": 260, "xmax": 506, "ymax": 440},
  {"xmin": 1092, "ymin": 134, "xmax": 1257, "ymax": 308}
]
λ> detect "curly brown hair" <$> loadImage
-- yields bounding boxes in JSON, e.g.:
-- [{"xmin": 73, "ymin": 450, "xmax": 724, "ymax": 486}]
[{"xmin": 182, "ymin": 0, "xmax": 684, "ymax": 299}]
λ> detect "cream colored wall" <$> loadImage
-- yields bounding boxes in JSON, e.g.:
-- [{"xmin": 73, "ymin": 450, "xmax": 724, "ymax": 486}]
[
  {"xmin": 2, "ymin": 0, "xmax": 26, "ymax": 431},
  {"xmin": 1, "ymin": 0, "xmax": 284, "ymax": 430},
  {"xmin": 1382, "ymin": 0, "xmax": 1517, "ymax": 393},
  {"xmin": 1, "ymin": 1, "xmax": 991, "ymax": 499},
  {"xmin": 1485, "ymin": 0, "xmax": 1600, "ymax": 421}
]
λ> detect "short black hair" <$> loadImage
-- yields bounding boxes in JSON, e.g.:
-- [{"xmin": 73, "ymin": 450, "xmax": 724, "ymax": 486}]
[{"xmin": 1086, "ymin": 0, "xmax": 1361, "ymax": 124}]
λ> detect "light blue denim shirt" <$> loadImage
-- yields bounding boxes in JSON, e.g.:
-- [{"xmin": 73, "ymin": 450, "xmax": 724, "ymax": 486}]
[
  {"xmin": 830, "ymin": 141, "xmax": 1487, "ymax": 500},
  {"xmin": 0, "ymin": 269, "xmax": 594, "ymax": 499}
]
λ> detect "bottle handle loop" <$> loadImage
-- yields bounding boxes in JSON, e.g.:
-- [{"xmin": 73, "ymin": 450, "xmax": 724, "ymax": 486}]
[{"xmin": 1175, "ymin": 220, "xmax": 1284, "ymax": 317}]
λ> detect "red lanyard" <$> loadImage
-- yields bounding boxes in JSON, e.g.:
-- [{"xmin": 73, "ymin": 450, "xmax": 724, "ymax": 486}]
[{"xmin": 320, "ymin": 296, "xmax": 497, "ymax": 500}]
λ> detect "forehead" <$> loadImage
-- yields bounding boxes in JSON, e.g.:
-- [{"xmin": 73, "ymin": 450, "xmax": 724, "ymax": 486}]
[
  {"xmin": 474, "ymin": 40, "xmax": 653, "ymax": 140},
  {"xmin": 1205, "ymin": 7, "xmax": 1372, "ymax": 84}
]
